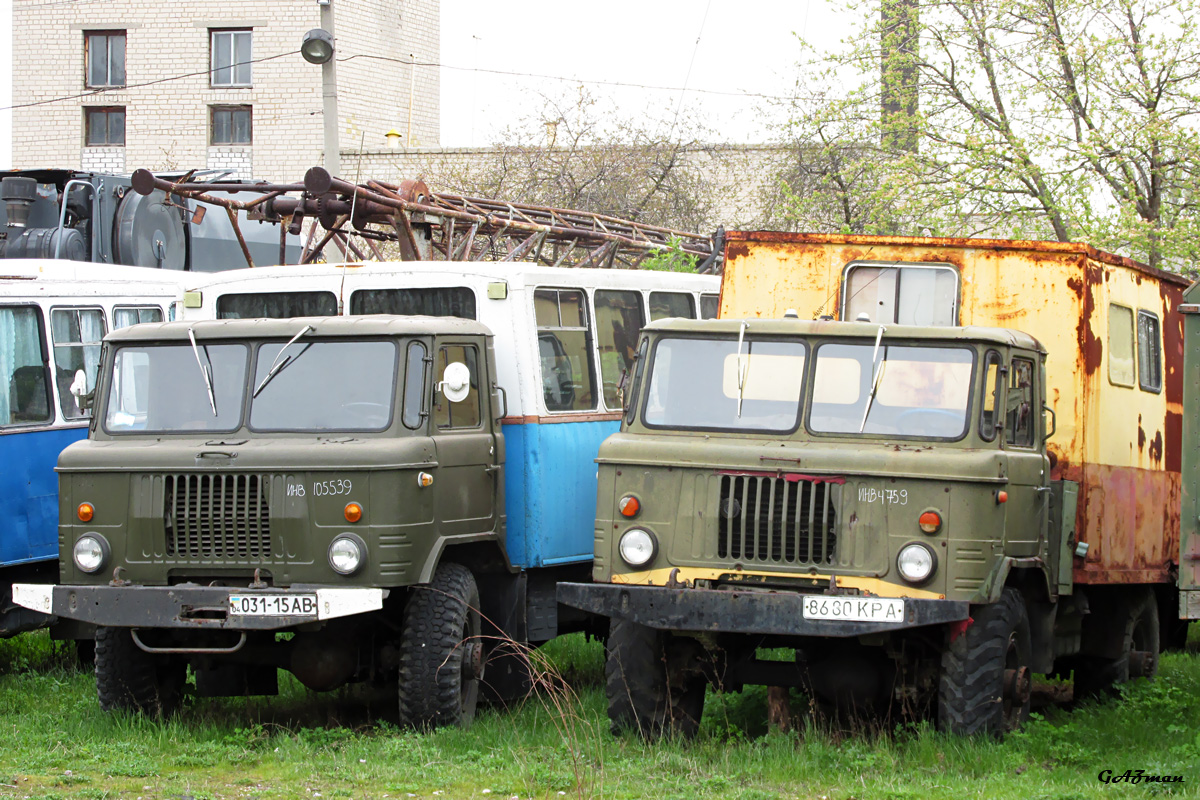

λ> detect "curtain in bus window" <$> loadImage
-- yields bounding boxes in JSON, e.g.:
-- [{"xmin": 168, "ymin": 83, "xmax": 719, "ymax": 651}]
[
  {"xmin": 0, "ymin": 306, "xmax": 50, "ymax": 426},
  {"xmin": 594, "ymin": 290, "xmax": 644, "ymax": 409},
  {"xmin": 533, "ymin": 289, "xmax": 597, "ymax": 412},
  {"xmin": 649, "ymin": 291, "xmax": 696, "ymax": 321},
  {"xmin": 350, "ymin": 287, "xmax": 477, "ymax": 319},
  {"xmin": 216, "ymin": 291, "xmax": 338, "ymax": 319},
  {"xmin": 113, "ymin": 306, "xmax": 163, "ymax": 329},
  {"xmin": 51, "ymin": 308, "xmax": 105, "ymax": 419}
]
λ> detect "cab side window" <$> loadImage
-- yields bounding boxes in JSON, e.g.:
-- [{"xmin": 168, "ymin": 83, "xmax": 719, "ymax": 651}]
[
  {"xmin": 979, "ymin": 350, "xmax": 1003, "ymax": 442},
  {"xmin": 1006, "ymin": 358, "xmax": 1035, "ymax": 447},
  {"xmin": 434, "ymin": 344, "xmax": 481, "ymax": 429},
  {"xmin": 534, "ymin": 289, "xmax": 597, "ymax": 412}
]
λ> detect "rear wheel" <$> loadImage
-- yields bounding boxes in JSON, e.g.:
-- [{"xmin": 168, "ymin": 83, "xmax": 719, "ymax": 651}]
[
  {"xmin": 398, "ymin": 563, "xmax": 483, "ymax": 729},
  {"xmin": 94, "ymin": 626, "xmax": 185, "ymax": 717},
  {"xmin": 1075, "ymin": 588, "xmax": 1159, "ymax": 698},
  {"xmin": 938, "ymin": 588, "xmax": 1031, "ymax": 737},
  {"xmin": 605, "ymin": 619, "xmax": 706, "ymax": 740}
]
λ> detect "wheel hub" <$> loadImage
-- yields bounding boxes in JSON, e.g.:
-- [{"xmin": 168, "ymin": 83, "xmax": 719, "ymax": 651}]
[
  {"xmin": 461, "ymin": 640, "xmax": 484, "ymax": 682},
  {"xmin": 1129, "ymin": 649, "xmax": 1157, "ymax": 678},
  {"xmin": 1004, "ymin": 666, "xmax": 1031, "ymax": 707}
]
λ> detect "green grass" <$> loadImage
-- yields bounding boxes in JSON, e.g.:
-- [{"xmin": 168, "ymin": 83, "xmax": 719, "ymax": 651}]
[{"xmin": 0, "ymin": 631, "xmax": 1198, "ymax": 799}]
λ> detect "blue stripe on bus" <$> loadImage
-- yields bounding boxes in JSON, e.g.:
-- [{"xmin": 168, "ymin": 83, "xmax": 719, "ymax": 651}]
[
  {"xmin": 501, "ymin": 419, "xmax": 619, "ymax": 569},
  {"xmin": 0, "ymin": 426, "xmax": 87, "ymax": 567}
]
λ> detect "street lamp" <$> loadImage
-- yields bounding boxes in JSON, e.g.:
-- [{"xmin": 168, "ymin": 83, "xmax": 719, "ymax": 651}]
[{"xmin": 302, "ymin": 0, "xmax": 340, "ymax": 177}]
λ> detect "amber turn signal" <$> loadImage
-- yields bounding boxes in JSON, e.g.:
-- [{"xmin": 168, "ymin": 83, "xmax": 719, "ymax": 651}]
[
  {"xmin": 996, "ymin": 490, "xmax": 1009, "ymax": 504},
  {"xmin": 344, "ymin": 502, "xmax": 363, "ymax": 523},
  {"xmin": 618, "ymin": 495, "xmax": 640, "ymax": 518},
  {"xmin": 77, "ymin": 503, "xmax": 94, "ymax": 522},
  {"xmin": 918, "ymin": 510, "xmax": 942, "ymax": 534}
]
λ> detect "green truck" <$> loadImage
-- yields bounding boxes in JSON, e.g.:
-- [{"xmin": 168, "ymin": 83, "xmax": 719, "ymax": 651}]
[{"xmin": 559, "ymin": 317, "xmax": 1162, "ymax": 738}]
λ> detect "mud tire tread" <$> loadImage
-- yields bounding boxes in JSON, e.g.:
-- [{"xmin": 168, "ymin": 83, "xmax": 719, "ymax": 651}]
[
  {"xmin": 398, "ymin": 563, "xmax": 481, "ymax": 730},
  {"xmin": 94, "ymin": 626, "xmax": 183, "ymax": 718},
  {"xmin": 605, "ymin": 619, "xmax": 704, "ymax": 740}
]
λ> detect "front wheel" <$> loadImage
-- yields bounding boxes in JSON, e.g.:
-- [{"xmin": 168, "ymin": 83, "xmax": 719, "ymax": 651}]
[
  {"xmin": 94, "ymin": 626, "xmax": 186, "ymax": 717},
  {"xmin": 938, "ymin": 588, "xmax": 1031, "ymax": 737},
  {"xmin": 398, "ymin": 563, "xmax": 483, "ymax": 729},
  {"xmin": 605, "ymin": 619, "xmax": 706, "ymax": 740}
]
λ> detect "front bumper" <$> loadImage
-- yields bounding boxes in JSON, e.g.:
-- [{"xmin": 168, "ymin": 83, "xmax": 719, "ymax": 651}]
[
  {"xmin": 558, "ymin": 582, "xmax": 968, "ymax": 638},
  {"xmin": 12, "ymin": 583, "xmax": 385, "ymax": 631}
]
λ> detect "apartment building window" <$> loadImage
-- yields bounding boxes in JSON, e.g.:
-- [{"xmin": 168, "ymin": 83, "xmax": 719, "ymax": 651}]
[
  {"xmin": 211, "ymin": 30, "xmax": 252, "ymax": 87},
  {"xmin": 84, "ymin": 107, "xmax": 125, "ymax": 146},
  {"xmin": 85, "ymin": 31, "xmax": 125, "ymax": 88},
  {"xmin": 211, "ymin": 106, "xmax": 252, "ymax": 145}
]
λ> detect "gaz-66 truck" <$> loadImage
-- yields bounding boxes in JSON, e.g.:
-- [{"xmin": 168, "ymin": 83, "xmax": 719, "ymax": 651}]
[
  {"xmin": 13, "ymin": 314, "xmax": 563, "ymax": 727},
  {"xmin": 560, "ymin": 317, "xmax": 1159, "ymax": 738}
]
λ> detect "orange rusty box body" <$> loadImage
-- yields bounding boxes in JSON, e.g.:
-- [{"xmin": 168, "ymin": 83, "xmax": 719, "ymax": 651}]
[{"xmin": 719, "ymin": 231, "xmax": 1188, "ymax": 587}]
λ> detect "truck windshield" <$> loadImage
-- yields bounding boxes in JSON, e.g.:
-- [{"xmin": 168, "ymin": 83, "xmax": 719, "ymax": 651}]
[
  {"xmin": 250, "ymin": 340, "xmax": 397, "ymax": 431},
  {"xmin": 642, "ymin": 337, "xmax": 807, "ymax": 432},
  {"xmin": 105, "ymin": 344, "xmax": 249, "ymax": 433},
  {"xmin": 809, "ymin": 343, "xmax": 974, "ymax": 438}
]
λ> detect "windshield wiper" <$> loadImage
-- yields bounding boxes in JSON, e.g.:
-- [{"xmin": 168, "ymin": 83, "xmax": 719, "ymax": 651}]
[
  {"xmin": 859, "ymin": 325, "xmax": 887, "ymax": 432},
  {"xmin": 253, "ymin": 324, "xmax": 314, "ymax": 398},
  {"xmin": 736, "ymin": 321, "xmax": 749, "ymax": 417},
  {"xmin": 188, "ymin": 327, "xmax": 217, "ymax": 417}
]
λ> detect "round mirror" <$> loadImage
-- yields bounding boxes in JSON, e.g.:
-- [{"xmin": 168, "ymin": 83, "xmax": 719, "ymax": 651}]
[
  {"xmin": 69, "ymin": 369, "xmax": 88, "ymax": 398},
  {"xmin": 441, "ymin": 362, "xmax": 471, "ymax": 404}
]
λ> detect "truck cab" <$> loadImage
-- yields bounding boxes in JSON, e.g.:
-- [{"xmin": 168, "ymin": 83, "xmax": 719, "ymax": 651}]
[
  {"xmin": 560, "ymin": 318, "xmax": 1156, "ymax": 738},
  {"xmin": 14, "ymin": 315, "xmax": 524, "ymax": 727}
]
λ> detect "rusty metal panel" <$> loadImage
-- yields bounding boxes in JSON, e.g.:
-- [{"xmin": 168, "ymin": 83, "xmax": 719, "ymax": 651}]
[
  {"xmin": 1179, "ymin": 283, "xmax": 1200, "ymax": 609},
  {"xmin": 719, "ymin": 231, "xmax": 1185, "ymax": 588}
]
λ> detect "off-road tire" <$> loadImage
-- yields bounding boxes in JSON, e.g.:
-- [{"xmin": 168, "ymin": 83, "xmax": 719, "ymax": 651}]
[
  {"xmin": 605, "ymin": 619, "xmax": 706, "ymax": 740},
  {"xmin": 1075, "ymin": 588, "xmax": 1159, "ymax": 699},
  {"xmin": 938, "ymin": 588, "xmax": 1031, "ymax": 737},
  {"xmin": 94, "ymin": 626, "xmax": 185, "ymax": 717},
  {"xmin": 398, "ymin": 563, "xmax": 482, "ymax": 730}
]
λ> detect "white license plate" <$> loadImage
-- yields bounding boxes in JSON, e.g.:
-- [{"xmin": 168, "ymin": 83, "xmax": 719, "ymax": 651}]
[
  {"xmin": 228, "ymin": 594, "xmax": 318, "ymax": 616},
  {"xmin": 802, "ymin": 596, "xmax": 905, "ymax": 623}
]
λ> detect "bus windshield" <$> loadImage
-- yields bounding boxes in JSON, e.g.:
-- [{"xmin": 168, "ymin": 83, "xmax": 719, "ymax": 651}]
[{"xmin": 641, "ymin": 337, "xmax": 807, "ymax": 432}]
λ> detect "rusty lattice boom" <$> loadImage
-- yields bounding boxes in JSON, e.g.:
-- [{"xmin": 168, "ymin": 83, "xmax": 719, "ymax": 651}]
[{"xmin": 130, "ymin": 167, "xmax": 721, "ymax": 272}]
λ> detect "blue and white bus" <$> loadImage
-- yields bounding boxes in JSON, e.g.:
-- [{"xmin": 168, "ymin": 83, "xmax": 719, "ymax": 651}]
[{"xmin": 1, "ymin": 260, "xmax": 185, "ymax": 635}]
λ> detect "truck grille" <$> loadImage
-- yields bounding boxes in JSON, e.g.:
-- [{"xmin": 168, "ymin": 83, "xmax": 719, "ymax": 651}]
[
  {"xmin": 717, "ymin": 474, "xmax": 836, "ymax": 565},
  {"xmin": 165, "ymin": 474, "xmax": 271, "ymax": 560}
]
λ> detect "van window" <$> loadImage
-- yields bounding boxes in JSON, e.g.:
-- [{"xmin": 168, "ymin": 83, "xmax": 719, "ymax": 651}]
[
  {"xmin": 434, "ymin": 344, "xmax": 481, "ymax": 429},
  {"xmin": 350, "ymin": 287, "xmax": 476, "ymax": 319},
  {"xmin": 113, "ymin": 306, "xmax": 164, "ymax": 329},
  {"xmin": 217, "ymin": 291, "xmax": 338, "ymax": 319},
  {"xmin": 1108, "ymin": 304, "xmax": 1135, "ymax": 387},
  {"xmin": 1137, "ymin": 310, "xmax": 1162, "ymax": 393},
  {"xmin": 649, "ymin": 291, "xmax": 696, "ymax": 321},
  {"xmin": 594, "ymin": 290, "xmax": 645, "ymax": 410},
  {"xmin": 842, "ymin": 263, "xmax": 958, "ymax": 326},
  {"xmin": 1006, "ymin": 358, "xmax": 1035, "ymax": 446},
  {"xmin": 0, "ymin": 305, "xmax": 51, "ymax": 426},
  {"xmin": 50, "ymin": 307, "xmax": 106, "ymax": 419},
  {"xmin": 700, "ymin": 294, "xmax": 719, "ymax": 319},
  {"xmin": 534, "ymin": 289, "xmax": 597, "ymax": 412}
]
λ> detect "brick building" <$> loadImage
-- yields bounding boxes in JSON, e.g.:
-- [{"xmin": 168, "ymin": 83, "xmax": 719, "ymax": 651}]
[{"xmin": 9, "ymin": 0, "xmax": 439, "ymax": 180}]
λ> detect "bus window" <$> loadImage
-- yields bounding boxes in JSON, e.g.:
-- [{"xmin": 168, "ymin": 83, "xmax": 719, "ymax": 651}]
[
  {"xmin": 113, "ymin": 306, "xmax": 164, "ymax": 329},
  {"xmin": 700, "ymin": 293, "xmax": 719, "ymax": 319},
  {"xmin": 842, "ymin": 264, "xmax": 958, "ymax": 326},
  {"xmin": 594, "ymin": 290, "xmax": 644, "ymax": 409},
  {"xmin": 216, "ymin": 291, "xmax": 338, "ymax": 319},
  {"xmin": 534, "ymin": 289, "xmax": 597, "ymax": 412},
  {"xmin": 50, "ymin": 307, "xmax": 106, "ymax": 419},
  {"xmin": 649, "ymin": 291, "xmax": 696, "ymax": 321},
  {"xmin": 0, "ymin": 306, "xmax": 51, "ymax": 426},
  {"xmin": 350, "ymin": 287, "xmax": 476, "ymax": 319}
]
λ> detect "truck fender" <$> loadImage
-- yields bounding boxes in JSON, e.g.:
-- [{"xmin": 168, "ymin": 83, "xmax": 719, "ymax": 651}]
[
  {"xmin": 416, "ymin": 532, "xmax": 509, "ymax": 584},
  {"xmin": 978, "ymin": 556, "xmax": 1052, "ymax": 605}
]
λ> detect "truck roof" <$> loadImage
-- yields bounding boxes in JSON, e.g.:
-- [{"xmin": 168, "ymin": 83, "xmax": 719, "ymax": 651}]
[
  {"xmin": 105, "ymin": 314, "xmax": 494, "ymax": 342},
  {"xmin": 646, "ymin": 317, "xmax": 1046, "ymax": 352}
]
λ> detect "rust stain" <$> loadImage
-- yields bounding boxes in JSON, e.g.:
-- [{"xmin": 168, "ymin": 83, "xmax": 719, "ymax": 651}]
[
  {"xmin": 1149, "ymin": 431, "xmax": 1163, "ymax": 465},
  {"xmin": 1165, "ymin": 410, "xmax": 1182, "ymax": 474},
  {"xmin": 1160, "ymin": 279, "xmax": 1185, "ymax": 473},
  {"xmin": 1076, "ymin": 262, "xmax": 1103, "ymax": 375},
  {"xmin": 725, "ymin": 241, "xmax": 750, "ymax": 262},
  {"xmin": 1072, "ymin": 463, "xmax": 1179, "ymax": 583},
  {"xmin": 1137, "ymin": 415, "xmax": 1146, "ymax": 452}
]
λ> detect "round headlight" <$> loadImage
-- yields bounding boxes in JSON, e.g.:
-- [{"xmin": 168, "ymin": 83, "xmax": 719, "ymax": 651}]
[
  {"xmin": 618, "ymin": 528, "xmax": 657, "ymax": 568},
  {"xmin": 897, "ymin": 542, "xmax": 936, "ymax": 584},
  {"xmin": 329, "ymin": 534, "xmax": 365, "ymax": 575},
  {"xmin": 73, "ymin": 534, "xmax": 109, "ymax": 574}
]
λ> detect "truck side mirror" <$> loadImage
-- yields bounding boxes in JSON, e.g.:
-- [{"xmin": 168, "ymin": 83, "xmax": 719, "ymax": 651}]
[{"xmin": 437, "ymin": 362, "xmax": 470, "ymax": 403}]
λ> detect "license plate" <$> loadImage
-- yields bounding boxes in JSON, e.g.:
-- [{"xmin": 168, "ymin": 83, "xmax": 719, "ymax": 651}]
[
  {"xmin": 802, "ymin": 596, "xmax": 905, "ymax": 623},
  {"xmin": 228, "ymin": 594, "xmax": 318, "ymax": 616}
]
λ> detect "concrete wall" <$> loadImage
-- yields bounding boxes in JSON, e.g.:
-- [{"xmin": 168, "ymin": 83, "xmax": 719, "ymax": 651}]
[{"xmin": 10, "ymin": 0, "xmax": 439, "ymax": 181}]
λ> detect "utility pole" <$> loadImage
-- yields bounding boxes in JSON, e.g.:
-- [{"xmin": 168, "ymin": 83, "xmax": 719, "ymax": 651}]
[{"xmin": 308, "ymin": 0, "xmax": 342, "ymax": 177}]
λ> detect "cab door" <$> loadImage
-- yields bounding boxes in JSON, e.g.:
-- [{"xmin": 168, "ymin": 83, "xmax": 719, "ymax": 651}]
[
  {"xmin": 431, "ymin": 339, "xmax": 499, "ymax": 535},
  {"xmin": 1003, "ymin": 354, "xmax": 1050, "ymax": 558}
]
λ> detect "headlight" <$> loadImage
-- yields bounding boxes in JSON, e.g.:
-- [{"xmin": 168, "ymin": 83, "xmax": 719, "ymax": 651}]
[
  {"xmin": 896, "ymin": 542, "xmax": 936, "ymax": 584},
  {"xmin": 73, "ymin": 534, "xmax": 109, "ymax": 574},
  {"xmin": 328, "ymin": 534, "xmax": 366, "ymax": 575},
  {"xmin": 618, "ymin": 528, "xmax": 657, "ymax": 568}
]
